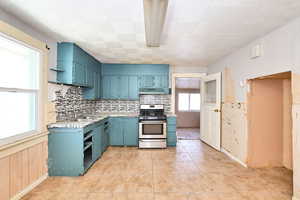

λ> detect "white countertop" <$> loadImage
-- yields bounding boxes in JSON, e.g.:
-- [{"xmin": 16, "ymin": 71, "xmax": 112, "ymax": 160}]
[
  {"xmin": 47, "ymin": 113, "xmax": 139, "ymax": 129},
  {"xmin": 48, "ymin": 112, "xmax": 176, "ymax": 129}
]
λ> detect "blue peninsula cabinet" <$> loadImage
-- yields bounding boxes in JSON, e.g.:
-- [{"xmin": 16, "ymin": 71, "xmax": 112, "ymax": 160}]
[
  {"xmin": 48, "ymin": 120, "xmax": 108, "ymax": 176},
  {"xmin": 109, "ymin": 117, "xmax": 139, "ymax": 146},
  {"xmin": 167, "ymin": 116, "xmax": 177, "ymax": 146}
]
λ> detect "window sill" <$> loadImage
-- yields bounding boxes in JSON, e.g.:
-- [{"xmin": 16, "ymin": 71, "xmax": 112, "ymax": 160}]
[{"xmin": 0, "ymin": 131, "xmax": 48, "ymax": 151}]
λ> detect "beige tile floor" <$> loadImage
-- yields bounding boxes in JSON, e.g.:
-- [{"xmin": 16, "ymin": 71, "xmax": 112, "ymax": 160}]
[
  {"xmin": 23, "ymin": 140, "xmax": 293, "ymax": 200},
  {"xmin": 177, "ymin": 128, "xmax": 200, "ymax": 140}
]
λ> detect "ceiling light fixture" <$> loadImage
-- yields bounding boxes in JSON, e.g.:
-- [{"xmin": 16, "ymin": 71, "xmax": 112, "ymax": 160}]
[{"xmin": 143, "ymin": 0, "xmax": 169, "ymax": 47}]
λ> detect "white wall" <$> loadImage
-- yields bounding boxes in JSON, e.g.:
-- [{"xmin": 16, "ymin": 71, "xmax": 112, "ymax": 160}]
[
  {"xmin": 171, "ymin": 66, "xmax": 207, "ymax": 74},
  {"xmin": 208, "ymin": 16, "xmax": 300, "ymax": 102},
  {"xmin": 0, "ymin": 7, "xmax": 58, "ymax": 82}
]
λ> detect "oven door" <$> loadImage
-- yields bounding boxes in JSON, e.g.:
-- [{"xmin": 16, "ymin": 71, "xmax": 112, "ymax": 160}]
[{"xmin": 139, "ymin": 121, "xmax": 167, "ymax": 139}]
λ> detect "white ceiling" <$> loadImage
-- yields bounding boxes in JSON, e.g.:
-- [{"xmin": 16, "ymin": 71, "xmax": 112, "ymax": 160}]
[
  {"xmin": 176, "ymin": 78, "xmax": 200, "ymax": 89},
  {"xmin": 0, "ymin": 0, "xmax": 300, "ymax": 66}
]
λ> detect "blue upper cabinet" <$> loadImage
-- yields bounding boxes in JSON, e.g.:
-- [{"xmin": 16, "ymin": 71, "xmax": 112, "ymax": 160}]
[
  {"xmin": 128, "ymin": 76, "xmax": 139, "ymax": 100},
  {"xmin": 56, "ymin": 42, "xmax": 102, "ymax": 100},
  {"xmin": 101, "ymin": 64, "xmax": 169, "ymax": 100}
]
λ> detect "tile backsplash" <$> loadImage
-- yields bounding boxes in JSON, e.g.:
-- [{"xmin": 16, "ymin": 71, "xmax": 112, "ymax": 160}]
[{"xmin": 53, "ymin": 86, "xmax": 171, "ymax": 121}]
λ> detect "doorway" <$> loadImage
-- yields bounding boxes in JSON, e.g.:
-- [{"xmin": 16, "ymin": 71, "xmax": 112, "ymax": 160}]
[
  {"xmin": 247, "ymin": 71, "xmax": 293, "ymax": 190},
  {"xmin": 175, "ymin": 77, "xmax": 201, "ymax": 140}
]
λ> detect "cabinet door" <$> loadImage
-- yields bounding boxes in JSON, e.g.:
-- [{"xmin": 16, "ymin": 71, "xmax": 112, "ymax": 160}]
[
  {"xmin": 109, "ymin": 118, "xmax": 124, "ymax": 146},
  {"xmin": 123, "ymin": 118, "xmax": 138, "ymax": 146},
  {"xmin": 120, "ymin": 76, "xmax": 129, "ymax": 99},
  {"xmin": 86, "ymin": 68, "xmax": 94, "ymax": 88},
  {"xmin": 102, "ymin": 76, "xmax": 111, "ymax": 99},
  {"xmin": 97, "ymin": 72, "xmax": 102, "ymax": 98},
  {"xmin": 92, "ymin": 127, "xmax": 102, "ymax": 161},
  {"xmin": 73, "ymin": 62, "xmax": 86, "ymax": 86},
  {"xmin": 141, "ymin": 75, "xmax": 155, "ymax": 88},
  {"xmin": 110, "ymin": 76, "xmax": 120, "ymax": 99},
  {"xmin": 100, "ymin": 125, "xmax": 106, "ymax": 153},
  {"xmin": 129, "ymin": 76, "xmax": 139, "ymax": 100}
]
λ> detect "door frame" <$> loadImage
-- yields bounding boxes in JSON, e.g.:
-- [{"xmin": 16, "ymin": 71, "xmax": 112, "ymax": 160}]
[{"xmin": 171, "ymin": 73, "xmax": 207, "ymax": 114}]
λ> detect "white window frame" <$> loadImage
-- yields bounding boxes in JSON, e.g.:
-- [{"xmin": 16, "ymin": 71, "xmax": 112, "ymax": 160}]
[
  {"xmin": 178, "ymin": 92, "xmax": 201, "ymax": 112},
  {"xmin": 0, "ymin": 32, "xmax": 43, "ymax": 146}
]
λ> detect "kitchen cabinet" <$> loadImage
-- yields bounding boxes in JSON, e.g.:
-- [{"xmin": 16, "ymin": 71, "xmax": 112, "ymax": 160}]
[
  {"xmin": 102, "ymin": 120, "xmax": 110, "ymax": 152},
  {"xmin": 120, "ymin": 76, "xmax": 129, "ymax": 99},
  {"xmin": 102, "ymin": 75, "xmax": 140, "ymax": 100},
  {"xmin": 140, "ymin": 75, "xmax": 155, "ymax": 88},
  {"xmin": 92, "ymin": 124, "xmax": 102, "ymax": 161},
  {"xmin": 109, "ymin": 117, "xmax": 139, "ymax": 146},
  {"xmin": 109, "ymin": 117, "xmax": 124, "ymax": 145},
  {"xmin": 123, "ymin": 117, "xmax": 139, "ymax": 146},
  {"xmin": 83, "ymin": 71, "xmax": 102, "ymax": 100},
  {"xmin": 101, "ymin": 64, "xmax": 170, "ymax": 99},
  {"xmin": 48, "ymin": 119, "xmax": 109, "ymax": 176},
  {"xmin": 167, "ymin": 116, "xmax": 177, "ymax": 146},
  {"xmin": 128, "ymin": 76, "xmax": 139, "ymax": 99},
  {"xmin": 110, "ymin": 76, "xmax": 121, "ymax": 99},
  {"xmin": 56, "ymin": 42, "xmax": 102, "ymax": 99}
]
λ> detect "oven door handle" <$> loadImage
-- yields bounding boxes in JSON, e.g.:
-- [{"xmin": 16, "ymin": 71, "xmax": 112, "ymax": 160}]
[{"xmin": 139, "ymin": 121, "xmax": 166, "ymax": 124}]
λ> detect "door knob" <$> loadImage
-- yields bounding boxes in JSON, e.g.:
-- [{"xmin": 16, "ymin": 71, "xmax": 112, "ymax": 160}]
[{"xmin": 213, "ymin": 109, "xmax": 221, "ymax": 112}]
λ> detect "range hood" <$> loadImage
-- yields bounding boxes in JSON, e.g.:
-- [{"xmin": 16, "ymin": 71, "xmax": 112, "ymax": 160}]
[{"xmin": 139, "ymin": 88, "xmax": 167, "ymax": 94}]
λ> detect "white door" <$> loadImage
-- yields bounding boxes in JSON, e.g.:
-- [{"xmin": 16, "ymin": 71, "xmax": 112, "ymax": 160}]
[{"xmin": 200, "ymin": 72, "xmax": 222, "ymax": 151}]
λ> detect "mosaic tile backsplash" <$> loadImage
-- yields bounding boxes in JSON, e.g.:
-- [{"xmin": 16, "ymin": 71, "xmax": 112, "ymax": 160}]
[{"xmin": 54, "ymin": 86, "xmax": 171, "ymax": 121}]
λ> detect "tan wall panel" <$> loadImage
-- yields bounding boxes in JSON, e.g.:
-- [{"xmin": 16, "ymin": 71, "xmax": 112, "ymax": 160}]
[
  {"xmin": 282, "ymin": 79, "xmax": 293, "ymax": 170},
  {"xmin": 0, "ymin": 156, "xmax": 10, "ymax": 200},
  {"xmin": 42, "ymin": 141, "xmax": 48, "ymax": 174},
  {"xmin": 28, "ymin": 143, "xmax": 44, "ymax": 185},
  {"xmin": 292, "ymin": 73, "xmax": 300, "ymax": 104},
  {"xmin": 221, "ymin": 102, "xmax": 247, "ymax": 163},
  {"xmin": 9, "ymin": 149, "xmax": 29, "ymax": 197},
  {"xmin": 247, "ymin": 79, "xmax": 283, "ymax": 168},
  {"xmin": 293, "ymin": 104, "xmax": 300, "ymax": 199},
  {"xmin": 223, "ymin": 67, "xmax": 236, "ymax": 103}
]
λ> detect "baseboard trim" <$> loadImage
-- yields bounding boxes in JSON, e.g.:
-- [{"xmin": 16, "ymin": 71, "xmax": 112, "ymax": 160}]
[
  {"xmin": 11, "ymin": 173, "xmax": 48, "ymax": 200},
  {"xmin": 221, "ymin": 148, "xmax": 247, "ymax": 168}
]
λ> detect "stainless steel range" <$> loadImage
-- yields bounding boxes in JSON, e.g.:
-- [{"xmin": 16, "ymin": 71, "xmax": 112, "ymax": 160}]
[{"xmin": 139, "ymin": 104, "xmax": 167, "ymax": 148}]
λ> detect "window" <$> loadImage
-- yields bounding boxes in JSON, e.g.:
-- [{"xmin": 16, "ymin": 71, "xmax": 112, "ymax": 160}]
[
  {"xmin": 178, "ymin": 93, "xmax": 201, "ymax": 112},
  {"xmin": 0, "ymin": 34, "xmax": 41, "ymax": 140}
]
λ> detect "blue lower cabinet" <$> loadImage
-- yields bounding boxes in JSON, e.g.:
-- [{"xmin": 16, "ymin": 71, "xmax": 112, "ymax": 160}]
[
  {"xmin": 123, "ymin": 117, "xmax": 138, "ymax": 146},
  {"xmin": 109, "ymin": 117, "xmax": 124, "ymax": 146},
  {"xmin": 48, "ymin": 128, "xmax": 85, "ymax": 176},
  {"xmin": 48, "ymin": 120, "xmax": 108, "ymax": 176},
  {"xmin": 109, "ymin": 117, "xmax": 139, "ymax": 146},
  {"xmin": 167, "ymin": 116, "xmax": 177, "ymax": 146},
  {"xmin": 102, "ymin": 120, "xmax": 110, "ymax": 152},
  {"xmin": 92, "ymin": 124, "xmax": 102, "ymax": 161}
]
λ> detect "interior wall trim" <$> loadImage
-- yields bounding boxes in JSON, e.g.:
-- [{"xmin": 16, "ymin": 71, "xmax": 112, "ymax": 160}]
[
  {"xmin": 171, "ymin": 73, "xmax": 207, "ymax": 113},
  {"xmin": 221, "ymin": 148, "xmax": 248, "ymax": 168},
  {"xmin": 11, "ymin": 173, "xmax": 48, "ymax": 200},
  {"xmin": 0, "ymin": 133, "xmax": 48, "ymax": 159}
]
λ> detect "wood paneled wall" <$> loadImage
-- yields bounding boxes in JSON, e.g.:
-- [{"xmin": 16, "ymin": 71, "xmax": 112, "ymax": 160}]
[{"xmin": 0, "ymin": 141, "xmax": 48, "ymax": 200}]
